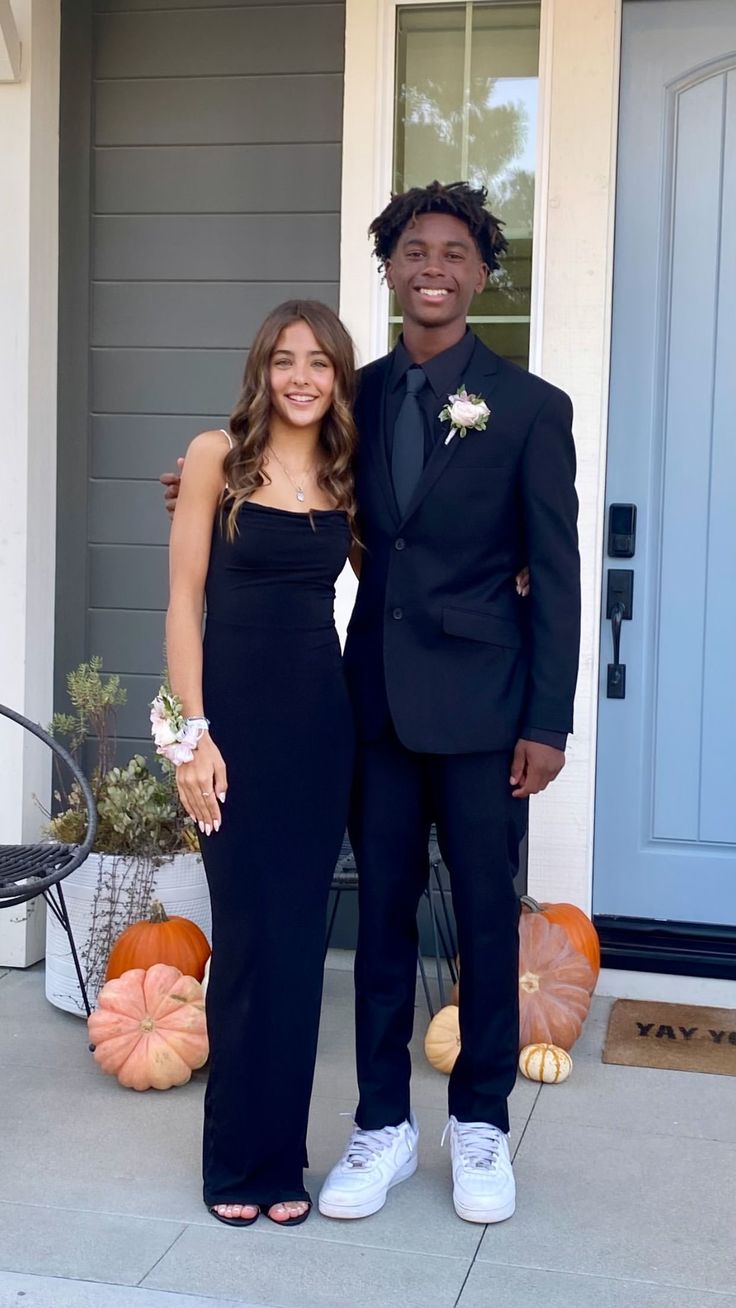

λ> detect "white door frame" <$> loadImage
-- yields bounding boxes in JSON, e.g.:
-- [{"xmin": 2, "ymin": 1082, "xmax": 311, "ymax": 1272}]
[{"xmin": 339, "ymin": 0, "xmax": 623, "ymax": 913}]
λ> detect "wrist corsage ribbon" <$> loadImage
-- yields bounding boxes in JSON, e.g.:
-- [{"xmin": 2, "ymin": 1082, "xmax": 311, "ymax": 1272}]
[
  {"xmin": 439, "ymin": 386, "xmax": 491, "ymax": 445},
  {"xmin": 150, "ymin": 687, "xmax": 209, "ymax": 765}
]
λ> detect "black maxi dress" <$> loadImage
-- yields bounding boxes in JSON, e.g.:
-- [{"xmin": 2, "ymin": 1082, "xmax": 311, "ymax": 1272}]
[{"xmin": 199, "ymin": 498, "xmax": 354, "ymax": 1210}]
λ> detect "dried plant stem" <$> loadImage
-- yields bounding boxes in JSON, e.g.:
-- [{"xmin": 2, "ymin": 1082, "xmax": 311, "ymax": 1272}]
[{"xmin": 80, "ymin": 854, "xmax": 158, "ymax": 1005}]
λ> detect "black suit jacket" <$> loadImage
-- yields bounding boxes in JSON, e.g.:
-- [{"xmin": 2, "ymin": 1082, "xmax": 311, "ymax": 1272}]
[{"xmin": 342, "ymin": 335, "xmax": 581, "ymax": 754}]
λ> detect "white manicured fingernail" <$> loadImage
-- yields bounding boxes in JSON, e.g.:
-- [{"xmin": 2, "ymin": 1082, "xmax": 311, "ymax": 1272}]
[
  {"xmin": 218, "ymin": 792, "xmax": 226, "ymax": 802},
  {"xmin": 213, "ymin": 821, "xmax": 220, "ymax": 833},
  {"xmin": 198, "ymin": 821, "xmax": 205, "ymax": 833},
  {"xmin": 205, "ymin": 823, "xmax": 212, "ymax": 836}
]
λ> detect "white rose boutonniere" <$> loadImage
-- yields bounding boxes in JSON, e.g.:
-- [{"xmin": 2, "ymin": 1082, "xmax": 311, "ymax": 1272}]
[{"xmin": 439, "ymin": 385, "xmax": 491, "ymax": 446}]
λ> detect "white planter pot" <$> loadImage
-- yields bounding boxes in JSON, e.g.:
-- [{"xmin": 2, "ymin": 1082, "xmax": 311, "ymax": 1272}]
[{"xmin": 45, "ymin": 851, "xmax": 211, "ymax": 1017}]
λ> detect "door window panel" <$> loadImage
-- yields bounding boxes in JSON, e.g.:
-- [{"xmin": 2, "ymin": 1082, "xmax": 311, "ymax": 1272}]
[{"xmin": 391, "ymin": 2, "xmax": 540, "ymax": 367}]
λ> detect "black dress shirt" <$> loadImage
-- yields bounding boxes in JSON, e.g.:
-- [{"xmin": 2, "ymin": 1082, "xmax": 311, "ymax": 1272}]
[
  {"xmin": 384, "ymin": 331, "xmax": 567, "ymax": 754},
  {"xmin": 385, "ymin": 330, "xmax": 477, "ymax": 466}
]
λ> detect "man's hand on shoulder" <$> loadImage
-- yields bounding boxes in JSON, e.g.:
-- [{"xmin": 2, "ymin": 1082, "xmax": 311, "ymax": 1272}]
[
  {"xmin": 160, "ymin": 457, "xmax": 184, "ymax": 518},
  {"xmin": 509, "ymin": 739, "xmax": 565, "ymax": 799}
]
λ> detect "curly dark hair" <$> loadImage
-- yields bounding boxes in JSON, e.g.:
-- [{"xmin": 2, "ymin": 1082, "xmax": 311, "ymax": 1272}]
[{"xmin": 369, "ymin": 180, "xmax": 507, "ymax": 275}]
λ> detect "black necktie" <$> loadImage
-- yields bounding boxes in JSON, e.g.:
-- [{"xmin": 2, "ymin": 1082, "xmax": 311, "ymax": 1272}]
[{"xmin": 391, "ymin": 366, "xmax": 426, "ymax": 516}]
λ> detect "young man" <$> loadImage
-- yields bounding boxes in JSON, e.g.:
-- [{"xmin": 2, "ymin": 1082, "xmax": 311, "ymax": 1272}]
[
  {"xmin": 318, "ymin": 181, "xmax": 579, "ymax": 1225},
  {"xmin": 163, "ymin": 181, "xmax": 580, "ymax": 1225}
]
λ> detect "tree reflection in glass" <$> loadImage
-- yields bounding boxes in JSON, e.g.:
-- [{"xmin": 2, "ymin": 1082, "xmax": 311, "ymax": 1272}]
[{"xmin": 391, "ymin": 3, "xmax": 540, "ymax": 367}]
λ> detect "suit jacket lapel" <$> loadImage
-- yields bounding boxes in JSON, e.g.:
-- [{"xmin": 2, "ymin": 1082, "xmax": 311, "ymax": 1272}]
[
  {"xmin": 399, "ymin": 337, "xmax": 500, "ymax": 526},
  {"xmin": 356, "ymin": 353, "xmax": 401, "ymax": 526}
]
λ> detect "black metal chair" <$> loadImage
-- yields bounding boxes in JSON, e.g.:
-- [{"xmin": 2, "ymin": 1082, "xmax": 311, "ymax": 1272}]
[
  {"xmin": 0, "ymin": 703, "xmax": 97, "ymax": 1016},
  {"xmin": 324, "ymin": 829, "xmax": 458, "ymax": 1018}
]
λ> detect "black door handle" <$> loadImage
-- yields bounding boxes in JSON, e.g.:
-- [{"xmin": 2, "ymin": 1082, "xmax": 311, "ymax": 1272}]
[
  {"xmin": 606, "ymin": 570, "xmax": 633, "ymax": 700},
  {"xmin": 608, "ymin": 602, "xmax": 626, "ymax": 699},
  {"xmin": 611, "ymin": 601, "xmax": 624, "ymax": 663}
]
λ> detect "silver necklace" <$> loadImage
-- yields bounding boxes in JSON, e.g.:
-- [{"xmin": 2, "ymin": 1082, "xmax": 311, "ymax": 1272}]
[{"xmin": 267, "ymin": 446, "xmax": 315, "ymax": 503}]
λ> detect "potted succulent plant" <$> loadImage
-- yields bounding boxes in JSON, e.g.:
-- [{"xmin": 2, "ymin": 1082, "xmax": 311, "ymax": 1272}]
[{"xmin": 44, "ymin": 659, "xmax": 211, "ymax": 1015}]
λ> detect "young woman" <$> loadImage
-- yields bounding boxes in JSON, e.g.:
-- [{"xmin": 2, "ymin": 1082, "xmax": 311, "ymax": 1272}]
[{"xmin": 166, "ymin": 301, "xmax": 357, "ymax": 1227}]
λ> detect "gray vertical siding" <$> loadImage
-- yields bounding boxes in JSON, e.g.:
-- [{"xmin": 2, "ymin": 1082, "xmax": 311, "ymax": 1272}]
[{"xmin": 57, "ymin": 0, "xmax": 345, "ymax": 755}]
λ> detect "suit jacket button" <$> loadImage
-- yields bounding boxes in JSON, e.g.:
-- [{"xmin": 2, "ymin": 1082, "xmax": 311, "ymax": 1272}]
[
  {"xmin": 392, "ymin": 607, "xmax": 403, "ymax": 620},
  {"xmin": 394, "ymin": 538, "xmax": 406, "ymax": 551}
]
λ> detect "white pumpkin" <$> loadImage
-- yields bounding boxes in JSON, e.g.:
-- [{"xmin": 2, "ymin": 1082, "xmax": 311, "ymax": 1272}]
[{"xmin": 518, "ymin": 1043, "xmax": 572, "ymax": 1083}]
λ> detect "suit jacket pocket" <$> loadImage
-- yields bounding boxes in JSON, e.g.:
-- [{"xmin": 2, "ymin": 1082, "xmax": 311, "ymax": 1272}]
[{"xmin": 442, "ymin": 606, "xmax": 523, "ymax": 649}]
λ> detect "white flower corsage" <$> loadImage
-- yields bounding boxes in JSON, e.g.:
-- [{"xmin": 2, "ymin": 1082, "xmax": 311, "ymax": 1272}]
[
  {"xmin": 439, "ymin": 385, "xmax": 491, "ymax": 445},
  {"xmin": 150, "ymin": 687, "xmax": 208, "ymax": 766}
]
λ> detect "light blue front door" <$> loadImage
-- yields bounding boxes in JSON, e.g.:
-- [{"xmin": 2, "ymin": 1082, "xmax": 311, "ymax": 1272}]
[{"xmin": 593, "ymin": 0, "xmax": 736, "ymax": 926}]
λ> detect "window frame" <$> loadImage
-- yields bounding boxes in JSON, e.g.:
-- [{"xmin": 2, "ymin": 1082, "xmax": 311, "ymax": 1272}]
[{"xmin": 338, "ymin": 0, "xmax": 553, "ymax": 368}]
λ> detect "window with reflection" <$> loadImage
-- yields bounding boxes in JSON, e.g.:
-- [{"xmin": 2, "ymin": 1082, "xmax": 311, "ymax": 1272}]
[{"xmin": 391, "ymin": 2, "xmax": 540, "ymax": 367}]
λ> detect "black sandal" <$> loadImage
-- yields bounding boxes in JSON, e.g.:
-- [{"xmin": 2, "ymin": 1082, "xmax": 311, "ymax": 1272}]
[
  {"xmin": 264, "ymin": 1200, "xmax": 312, "ymax": 1228},
  {"xmin": 207, "ymin": 1203, "xmax": 260, "ymax": 1227}
]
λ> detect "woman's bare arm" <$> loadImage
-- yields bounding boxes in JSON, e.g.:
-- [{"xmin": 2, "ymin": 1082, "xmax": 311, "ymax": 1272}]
[
  {"xmin": 166, "ymin": 431, "xmax": 229, "ymax": 833},
  {"xmin": 166, "ymin": 432, "xmax": 225, "ymax": 712}
]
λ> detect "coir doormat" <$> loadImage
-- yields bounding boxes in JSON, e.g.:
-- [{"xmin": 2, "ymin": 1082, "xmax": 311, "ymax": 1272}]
[{"xmin": 603, "ymin": 998, "xmax": 736, "ymax": 1076}]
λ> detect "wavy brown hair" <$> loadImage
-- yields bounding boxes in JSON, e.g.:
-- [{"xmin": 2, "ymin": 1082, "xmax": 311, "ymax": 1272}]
[{"xmin": 222, "ymin": 300, "xmax": 358, "ymax": 540}]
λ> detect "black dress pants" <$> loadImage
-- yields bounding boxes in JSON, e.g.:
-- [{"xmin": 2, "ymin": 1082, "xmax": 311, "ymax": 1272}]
[{"xmin": 349, "ymin": 727, "xmax": 526, "ymax": 1134}]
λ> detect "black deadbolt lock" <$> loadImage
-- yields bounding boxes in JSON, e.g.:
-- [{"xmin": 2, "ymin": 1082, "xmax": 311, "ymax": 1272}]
[{"xmin": 606, "ymin": 569, "xmax": 634, "ymax": 621}]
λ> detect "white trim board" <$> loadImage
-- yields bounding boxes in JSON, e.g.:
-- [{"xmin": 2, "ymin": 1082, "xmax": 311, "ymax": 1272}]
[
  {"xmin": 0, "ymin": 0, "xmax": 61, "ymax": 851},
  {"xmin": 340, "ymin": 0, "xmax": 623, "ymax": 915},
  {"xmin": 597, "ymin": 968, "xmax": 736, "ymax": 1010}
]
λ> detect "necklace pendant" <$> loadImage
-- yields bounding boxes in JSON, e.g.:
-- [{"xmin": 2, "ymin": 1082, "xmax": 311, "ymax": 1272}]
[{"xmin": 296, "ymin": 489, "xmax": 306, "ymax": 502}]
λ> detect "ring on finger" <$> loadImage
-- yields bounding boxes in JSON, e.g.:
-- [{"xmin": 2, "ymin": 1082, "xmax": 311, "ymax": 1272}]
[{"xmin": 201, "ymin": 790, "xmax": 212, "ymax": 798}]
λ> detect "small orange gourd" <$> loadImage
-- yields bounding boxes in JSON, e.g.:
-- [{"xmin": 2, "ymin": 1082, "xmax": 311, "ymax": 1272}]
[
  {"xmin": 88, "ymin": 964, "xmax": 208, "ymax": 1090},
  {"xmin": 106, "ymin": 899, "xmax": 210, "ymax": 983},
  {"xmin": 519, "ymin": 1043, "xmax": 573, "ymax": 1083},
  {"xmin": 424, "ymin": 1004, "xmax": 461, "ymax": 1074}
]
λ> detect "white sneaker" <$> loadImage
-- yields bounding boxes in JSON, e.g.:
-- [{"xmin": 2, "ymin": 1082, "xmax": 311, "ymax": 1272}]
[
  {"xmin": 443, "ymin": 1117, "xmax": 516, "ymax": 1223},
  {"xmin": 318, "ymin": 1115, "xmax": 419, "ymax": 1219}
]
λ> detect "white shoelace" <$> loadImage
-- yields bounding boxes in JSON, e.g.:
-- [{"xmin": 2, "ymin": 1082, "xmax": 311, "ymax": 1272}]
[
  {"xmin": 340, "ymin": 1124, "xmax": 403, "ymax": 1170},
  {"xmin": 442, "ymin": 1121, "xmax": 503, "ymax": 1171}
]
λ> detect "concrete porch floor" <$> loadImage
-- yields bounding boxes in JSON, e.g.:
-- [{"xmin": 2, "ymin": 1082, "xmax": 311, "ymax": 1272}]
[{"xmin": 0, "ymin": 958, "xmax": 734, "ymax": 1308}]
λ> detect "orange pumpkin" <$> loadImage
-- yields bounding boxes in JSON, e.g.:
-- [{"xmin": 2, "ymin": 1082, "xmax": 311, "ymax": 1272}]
[
  {"xmin": 106, "ymin": 899, "xmax": 210, "ymax": 983},
  {"xmin": 521, "ymin": 895, "xmax": 600, "ymax": 983},
  {"xmin": 424, "ymin": 1004, "xmax": 461, "ymax": 1074},
  {"xmin": 88, "ymin": 964, "xmax": 208, "ymax": 1090},
  {"xmin": 518, "ymin": 913, "xmax": 594, "ymax": 1050}
]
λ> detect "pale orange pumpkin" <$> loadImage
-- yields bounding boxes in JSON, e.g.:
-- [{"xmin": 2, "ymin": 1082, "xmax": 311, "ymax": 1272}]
[
  {"xmin": 424, "ymin": 1004, "xmax": 461, "ymax": 1074},
  {"xmin": 106, "ymin": 899, "xmax": 210, "ymax": 983},
  {"xmin": 88, "ymin": 964, "xmax": 208, "ymax": 1090},
  {"xmin": 518, "ymin": 913, "xmax": 594, "ymax": 1051},
  {"xmin": 521, "ymin": 895, "xmax": 600, "ymax": 983}
]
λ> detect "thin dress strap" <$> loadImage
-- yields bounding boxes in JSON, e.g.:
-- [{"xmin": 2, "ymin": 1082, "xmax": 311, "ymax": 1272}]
[{"xmin": 220, "ymin": 428, "xmax": 233, "ymax": 492}]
